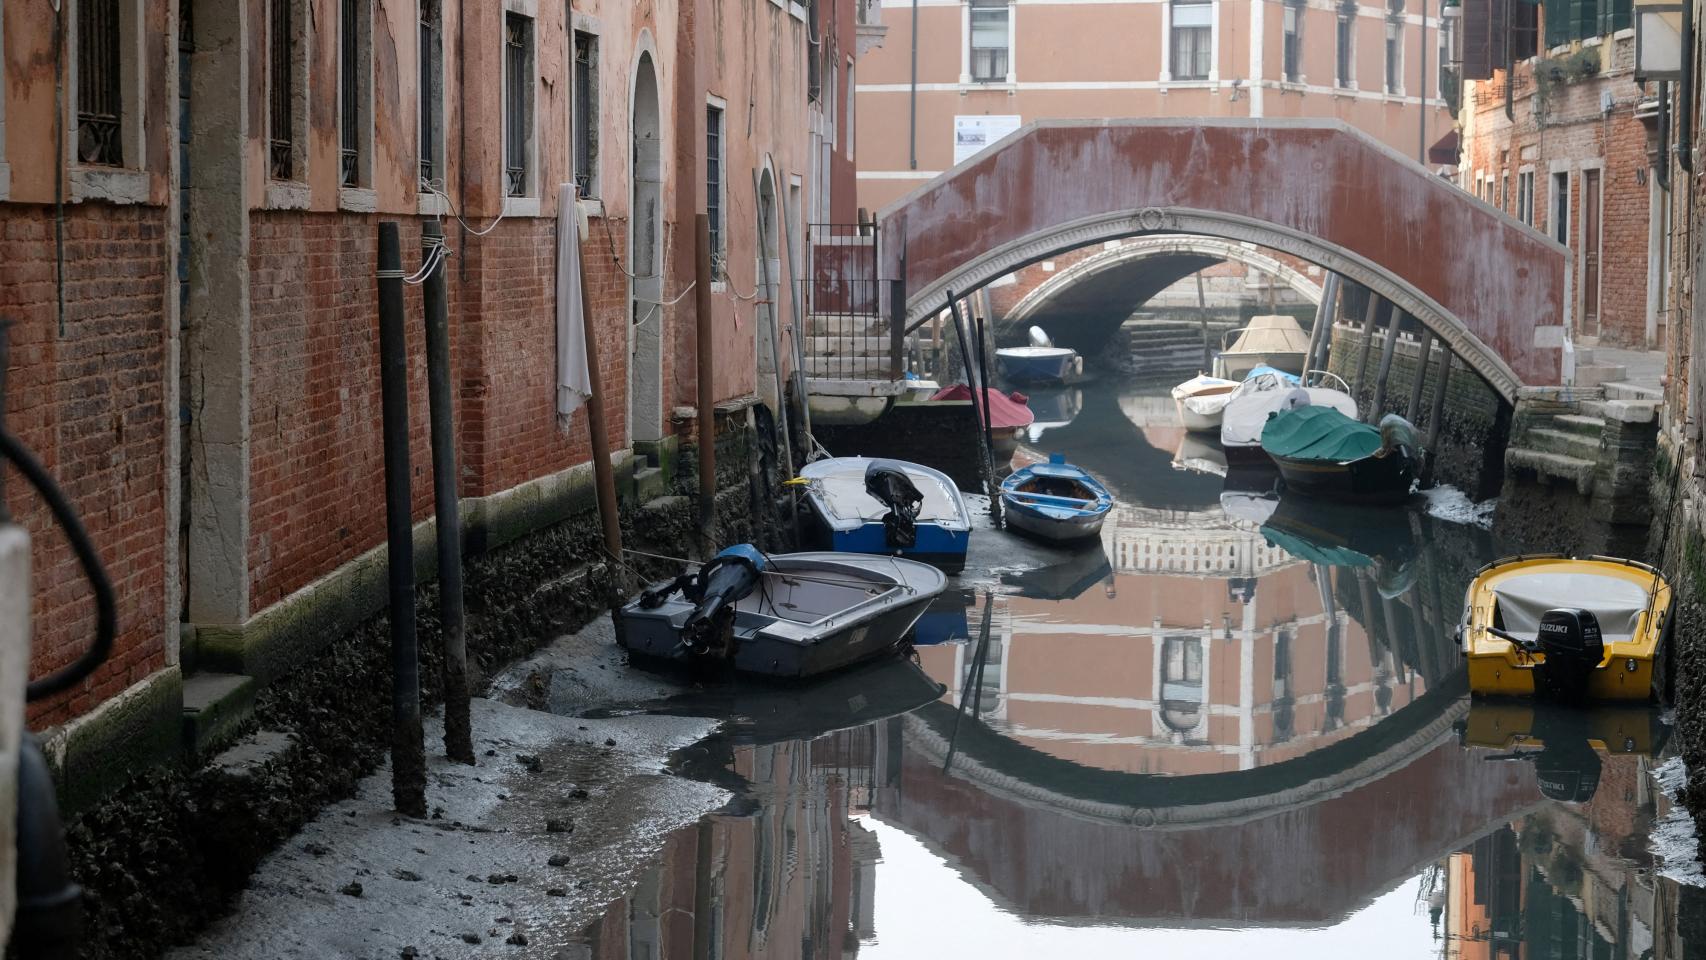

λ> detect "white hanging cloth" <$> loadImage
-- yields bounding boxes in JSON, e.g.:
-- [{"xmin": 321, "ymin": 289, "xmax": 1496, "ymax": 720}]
[{"xmin": 555, "ymin": 186, "xmax": 594, "ymax": 426}]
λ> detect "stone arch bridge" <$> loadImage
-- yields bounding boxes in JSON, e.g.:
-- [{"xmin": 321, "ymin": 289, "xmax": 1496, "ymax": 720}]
[{"xmin": 874, "ymin": 119, "xmax": 1571, "ymax": 403}]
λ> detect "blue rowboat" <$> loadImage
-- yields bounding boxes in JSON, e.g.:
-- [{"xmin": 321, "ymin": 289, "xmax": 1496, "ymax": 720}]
[
  {"xmin": 1000, "ymin": 454, "xmax": 1113, "ymax": 544},
  {"xmin": 796, "ymin": 457, "xmax": 972, "ymax": 572},
  {"xmin": 996, "ymin": 346, "xmax": 1078, "ymax": 385}
]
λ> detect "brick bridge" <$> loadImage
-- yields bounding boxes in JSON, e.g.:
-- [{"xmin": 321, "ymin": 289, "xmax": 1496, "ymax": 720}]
[{"xmin": 874, "ymin": 119, "xmax": 1571, "ymax": 403}]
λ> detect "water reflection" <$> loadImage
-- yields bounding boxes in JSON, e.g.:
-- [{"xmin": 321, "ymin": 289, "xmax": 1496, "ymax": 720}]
[{"xmin": 574, "ymin": 380, "xmax": 1698, "ymax": 957}]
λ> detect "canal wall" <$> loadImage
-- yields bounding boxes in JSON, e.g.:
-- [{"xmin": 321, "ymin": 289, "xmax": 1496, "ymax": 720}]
[
  {"xmin": 1650, "ymin": 439, "xmax": 1706, "ymax": 849},
  {"xmin": 53, "ymin": 413, "xmax": 790, "ymax": 960},
  {"xmin": 1326, "ymin": 325, "xmax": 1511, "ymax": 499}
]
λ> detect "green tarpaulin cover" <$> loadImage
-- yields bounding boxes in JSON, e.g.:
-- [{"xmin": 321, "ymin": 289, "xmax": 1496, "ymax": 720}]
[{"xmin": 1261, "ymin": 404, "xmax": 1382, "ymax": 462}]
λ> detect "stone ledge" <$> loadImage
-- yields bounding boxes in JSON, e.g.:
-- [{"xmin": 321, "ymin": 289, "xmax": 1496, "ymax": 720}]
[
  {"xmin": 182, "ymin": 672, "xmax": 258, "ymax": 759},
  {"xmin": 40, "ymin": 666, "xmax": 184, "ymax": 815}
]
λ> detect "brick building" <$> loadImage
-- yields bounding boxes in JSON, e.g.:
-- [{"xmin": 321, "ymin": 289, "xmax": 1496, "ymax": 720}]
[
  {"xmin": 1454, "ymin": 0, "xmax": 1667, "ymax": 349},
  {"xmin": 0, "ymin": 0, "xmax": 855, "ymax": 803}
]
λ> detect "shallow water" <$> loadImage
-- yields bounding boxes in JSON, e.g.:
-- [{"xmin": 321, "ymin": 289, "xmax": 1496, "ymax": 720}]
[{"xmin": 565, "ymin": 378, "xmax": 1702, "ymax": 958}]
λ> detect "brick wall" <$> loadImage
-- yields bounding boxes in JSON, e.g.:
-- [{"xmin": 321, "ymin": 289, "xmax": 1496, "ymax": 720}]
[
  {"xmin": 247, "ymin": 211, "xmax": 642, "ymax": 608},
  {"xmin": 0, "ymin": 204, "xmax": 172, "ymax": 726},
  {"xmin": 1460, "ymin": 38, "xmax": 1653, "ymax": 348}
]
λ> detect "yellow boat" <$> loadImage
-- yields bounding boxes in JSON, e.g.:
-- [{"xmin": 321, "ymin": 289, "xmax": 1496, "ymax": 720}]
[
  {"xmin": 1456, "ymin": 700, "xmax": 1670, "ymax": 802},
  {"xmin": 1458, "ymin": 554, "xmax": 1673, "ymax": 701}
]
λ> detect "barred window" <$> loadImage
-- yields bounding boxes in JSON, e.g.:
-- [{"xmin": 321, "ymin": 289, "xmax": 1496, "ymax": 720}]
[
  {"xmin": 268, "ymin": 0, "xmax": 294, "ymax": 180},
  {"xmin": 340, "ymin": 0, "xmax": 371, "ymax": 188},
  {"xmin": 77, "ymin": 0, "xmax": 124, "ymax": 166},
  {"xmin": 969, "ymin": 0, "xmax": 1009, "ymax": 83},
  {"xmin": 503, "ymin": 13, "xmax": 535, "ymax": 199},
  {"xmin": 418, "ymin": 0, "xmax": 444, "ymax": 187},
  {"xmin": 1170, "ymin": 0, "xmax": 1211, "ymax": 81},
  {"xmin": 706, "ymin": 104, "xmax": 725, "ymax": 281},
  {"xmin": 573, "ymin": 30, "xmax": 599, "ymax": 199}
]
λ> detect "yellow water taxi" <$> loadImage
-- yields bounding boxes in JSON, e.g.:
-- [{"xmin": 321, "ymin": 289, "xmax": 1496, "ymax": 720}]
[{"xmin": 1458, "ymin": 555, "xmax": 1673, "ymax": 701}]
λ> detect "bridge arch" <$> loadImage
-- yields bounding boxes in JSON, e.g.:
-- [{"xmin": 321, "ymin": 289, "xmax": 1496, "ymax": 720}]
[
  {"xmin": 1001, "ymin": 236, "xmax": 1326, "ymax": 335},
  {"xmin": 877, "ymin": 119, "xmax": 1570, "ymax": 404}
]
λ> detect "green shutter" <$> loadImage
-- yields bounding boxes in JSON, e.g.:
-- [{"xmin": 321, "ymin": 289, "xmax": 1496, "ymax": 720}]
[
  {"xmin": 1571, "ymin": 0, "xmax": 1597, "ymax": 40},
  {"xmin": 1542, "ymin": 0, "xmax": 1569, "ymax": 47}
]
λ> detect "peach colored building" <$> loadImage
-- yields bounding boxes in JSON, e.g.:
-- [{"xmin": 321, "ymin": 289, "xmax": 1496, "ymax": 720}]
[{"xmin": 853, "ymin": 0, "xmax": 1457, "ymax": 212}]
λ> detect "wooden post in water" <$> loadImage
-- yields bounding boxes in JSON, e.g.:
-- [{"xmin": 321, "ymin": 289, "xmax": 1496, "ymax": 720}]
[
  {"xmin": 1195, "ymin": 271, "xmax": 1211, "ymax": 371},
  {"xmin": 695, "ymin": 215, "xmax": 717, "ymax": 553},
  {"xmin": 577, "ymin": 216, "xmax": 624, "ymax": 564},
  {"xmin": 1405, "ymin": 328, "xmax": 1435, "ymax": 423},
  {"xmin": 1352, "ymin": 290, "xmax": 1381, "ymax": 399},
  {"xmin": 1368, "ymin": 305, "xmax": 1402, "ymax": 422},
  {"xmin": 1306, "ymin": 273, "xmax": 1340, "ymax": 375},
  {"xmin": 1421, "ymin": 347, "xmax": 1454, "ymax": 486},
  {"xmin": 376, "ymin": 222, "xmax": 426, "ymax": 817},
  {"xmin": 420, "ymin": 220, "xmax": 472, "ymax": 765}
]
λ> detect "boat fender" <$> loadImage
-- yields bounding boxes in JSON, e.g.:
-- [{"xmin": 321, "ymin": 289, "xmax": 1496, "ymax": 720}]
[
  {"xmin": 864, "ymin": 461, "xmax": 924, "ymax": 549},
  {"xmin": 681, "ymin": 545, "xmax": 770, "ymax": 659}
]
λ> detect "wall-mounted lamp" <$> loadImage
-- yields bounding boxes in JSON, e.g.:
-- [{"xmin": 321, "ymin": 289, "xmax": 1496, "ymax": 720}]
[{"xmin": 1634, "ymin": 2, "xmax": 1684, "ymax": 83}]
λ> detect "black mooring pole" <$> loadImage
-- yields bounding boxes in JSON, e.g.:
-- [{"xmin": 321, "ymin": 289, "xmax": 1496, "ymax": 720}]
[
  {"xmin": 421, "ymin": 220, "xmax": 472, "ymax": 765},
  {"xmin": 378, "ymin": 221, "xmax": 427, "ymax": 816},
  {"xmin": 974, "ymin": 316, "xmax": 1004, "ymax": 527}
]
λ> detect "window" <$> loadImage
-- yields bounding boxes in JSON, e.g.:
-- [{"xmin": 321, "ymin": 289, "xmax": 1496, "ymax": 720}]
[
  {"xmin": 845, "ymin": 61, "xmax": 856, "ymax": 160},
  {"xmin": 77, "ymin": 0, "xmax": 124, "ymax": 165},
  {"xmin": 418, "ymin": 0, "xmax": 443, "ymax": 187},
  {"xmin": 1171, "ymin": 0, "xmax": 1212, "ymax": 80},
  {"xmin": 268, "ymin": 0, "xmax": 295, "ymax": 179},
  {"xmin": 969, "ymin": 0, "xmax": 1009, "ymax": 83},
  {"xmin": 1336, "ymin": 4, "xmax": 1356, "ymax": 88},
  {"xmin": 1282, "ymin": 1, "xmax": 1303, "ymax": 82},
  {"xmin": 572, "ymin": 30, "xmax": 599, "ymax": 199},
  {"xmin": 339, "ymin": 0, "xmax": 371, "ymax": 188},
  {"xmin": 808, "ymin": 0, "xmax": 823, "ymax": 100},
  {"xmin": 1384, "ymin": 18, "xmax": 1402, "ymax": 94},
  {"xmin": 1517, "ymin": 170, "xmax": 1535, "ymax": 226},
  {"xmin": 706, "ymin": 103, "xmax": 724, "ymax": 280},
  {"xmin": 503, "ymin": 12, "xmax": 534, "ymax": 198},
  {"xmin": 1550, "ymin": 170, "xmax": 1569, "ymax": 245}
]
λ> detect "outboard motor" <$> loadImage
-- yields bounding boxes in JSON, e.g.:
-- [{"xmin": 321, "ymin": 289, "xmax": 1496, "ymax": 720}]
[
  {"xmin": 1532, "ymin": 607, "xmax": 1604, "ymax": 702},
  {"xmin": 864, "ymin": 460, "xmax": 923, "ymax": 550},
  {"xmin": 678, "ymin": 545, "xmax": 768, "ymax": 660},
  {"xmin": 1533, "ymin": 740, "xmax": 1603, "ymax": 803}
]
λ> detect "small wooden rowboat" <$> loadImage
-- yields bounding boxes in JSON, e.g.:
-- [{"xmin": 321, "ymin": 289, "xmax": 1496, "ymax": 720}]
[
  {"xmin": 1457, "ymin": 555, "xmax": 1674, "ymax": 702},
  {"xmin": 1000, "ymin": 455, "xmax": 1113, "ymax": 544},
  {"xmin": 1170, "ymin": 373, "xmax": 1240, "ymax": 433}
]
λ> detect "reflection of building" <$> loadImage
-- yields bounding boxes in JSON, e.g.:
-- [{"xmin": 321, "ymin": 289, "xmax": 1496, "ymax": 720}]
[
  {"xmin": 917, "ymin": 560, "xmax": 1425, "ymax": 776},
  {"xmin": 1441, "ymin": 748, "xmax": 1693, "ymax": 959},
  {"xmin": 577, "ymin": 738, "xmax": 877, "ymax": 959},
  {"xmin": 1106, "ymin": 504, "xmax": 1296, "ymax": 578}
]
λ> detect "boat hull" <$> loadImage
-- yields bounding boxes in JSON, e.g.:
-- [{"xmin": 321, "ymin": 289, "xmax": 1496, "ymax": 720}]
[
  {"xmin": 1004, "ymin": 503, "xmax": 1107, "ymax": 543},
  {"xmin": 997, "ymin": 347, "xmax": 1077, "ymax": 384},
  {"xmin": 1270, "ymin": 449, "xmax": 1417, "ymax": 504},
  {"xmin": 800, "ymin": 457, "xmax": 972, "ymax": 572},
  {"xmin": 820, "ymin": 521, "xmax": 969, "ymax": 573}
]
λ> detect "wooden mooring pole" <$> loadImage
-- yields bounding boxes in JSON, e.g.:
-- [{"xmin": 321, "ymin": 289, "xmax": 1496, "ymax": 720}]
[
  {"xmin": 1421, "ymin": 348, "xmax": 1454, "ymax": 486},
  {"xmin": 421, "ymin": 220, "xmax": 473, "ymax": 765},
  {"xmin": 1405, "ymin": 328, "xmax": 1435, "ymax": 423},
  {"xmin": 377, "ymin": 222, "xmax": 426, "ymax": 817},
  {"xmin": 1368, "ymin": 306, "xmax": 1402, "ymax": 422},
  {"xmin": 1352, "ymin": 290, "xmax": 1381, "ymax": 399},
  {"xmin": 695, "ymin": 215, "xmax": 717, "ymax": 553},
  {"xmin": 577, "ymin": 214, "xmax": 624, "ymax": 566}
]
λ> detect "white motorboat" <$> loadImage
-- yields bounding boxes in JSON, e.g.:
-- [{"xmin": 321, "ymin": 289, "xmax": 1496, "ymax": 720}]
[
  {"xmin": 1219, "ymin": 369, "xmax": 1357, "ymax": 461},
  {"xmin": 1213, "ymin": 314, "xmax": 1312, "ymax": 381},
  {"xmin": 797, "ymin": 457, "xmax": 972, "ymax": 572},
  {"xmin": 997, "ymin": 326, "xmax": 1079, "ymax": 385},
  {"xmin": 1170, "ymin": 373, "xmax": 1240, "ymax": 433}
]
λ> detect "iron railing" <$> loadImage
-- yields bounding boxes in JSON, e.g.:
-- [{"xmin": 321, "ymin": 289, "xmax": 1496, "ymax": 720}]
[
  {"xmin": 802, "ymin": 223, "xmax": 899, "ymax": 382},
  {"xmin": 340, "ymin": 0, "xmax": 361, "ymax": 186},
  {"xmin": 504, "ymin": 13, "xmax": 531, "ymax": 198},
  {"xmin": 77, "ymin": 0, "xmax": 123, "ymax": 166}
]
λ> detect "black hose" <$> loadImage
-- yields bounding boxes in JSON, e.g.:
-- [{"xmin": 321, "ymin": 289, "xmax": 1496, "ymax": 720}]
[{"xmin": 1, "ymin": 428, "xmax": 117, "ymax": 702}]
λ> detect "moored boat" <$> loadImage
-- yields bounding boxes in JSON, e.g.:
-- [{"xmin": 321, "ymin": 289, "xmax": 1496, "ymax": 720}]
[
  {"xmin": 1219, "ymin": 369, "xmax": 1357, "ymax": 463},
  {"xmin": 1212, "ymin": 314, "xmax": 1312, "ymax": 381},
  {"xmin": 617, "ymin": 545, "xmax": 947, "ymax": 678},
  {"xmin": 999, "ymin": 454, "xmax": 1113, "ymax": 544},
  {"xmin": 1457, "ymin": 555, "xmax": 1674, "ymax": 702},
  {"xmin": 1170, "ymin": 373, "xmax": 1239, "ymax": 433},
  {"xmin": 797, "ymin": 457, "xmax": 972, "ymax": 572},
  {"xmin": 1260, "ymin": 407, "xmax": 1420, "ymax": 504},
  {"xmin": 997, "ymin": 326, "xmax": 1079, "ymax": 385}
]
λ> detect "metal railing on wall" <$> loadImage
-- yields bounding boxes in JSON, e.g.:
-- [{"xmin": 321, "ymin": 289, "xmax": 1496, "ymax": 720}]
[{"xmin": 803, "ymin": 223, "xmax": 903, "ymax": 381}]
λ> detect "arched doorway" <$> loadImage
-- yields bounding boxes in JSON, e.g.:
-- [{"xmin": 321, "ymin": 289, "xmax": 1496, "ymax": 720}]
[
  {"xmin": 628, "ymin": 52, "xmax": 663, "ymax": 444},
  {"xmin": 755, "ymin": 167, "xmax": 782, "ymax": 411}
]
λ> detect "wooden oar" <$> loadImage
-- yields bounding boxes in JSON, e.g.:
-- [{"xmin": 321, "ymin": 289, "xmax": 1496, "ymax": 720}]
[{"xmin": 1004, "ymin": 490, "xmax": 1096, "ymax": 507}]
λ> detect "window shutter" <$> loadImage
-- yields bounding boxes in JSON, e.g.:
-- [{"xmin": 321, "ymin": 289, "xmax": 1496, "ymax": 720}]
[
  {"xmin": 1572, "ymin": 0, "xmax": 1597, "ymax": 40},
  {"xmin": 1462, "ymin": 0, "xmax": 1494, "ymax": 79}
]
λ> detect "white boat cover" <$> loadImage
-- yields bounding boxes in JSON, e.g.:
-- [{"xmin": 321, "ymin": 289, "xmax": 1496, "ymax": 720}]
[
  {"xmin": 1493, "ymin": 571, "xmax": 1651, "ymax": 642},
  {"xmin": 1170, "ymin": 373, "xmax": 1238, "ymax": 402},
  {"xmin": 1220, "ymin": 371, "xmax": 1359, "ymax": 448},
  {"xmin": 1220, "ymin": 490, "xmax": 1279, "ymax": 526},
  {"xmin": 1028, "ymin": 326, "xmax": 1054, "ymax": 348},
  {"xmin": 799, "ymin": 457, "xmax": 971, "ymax": 533},
  {"xmin": 1182, "ymin": 391, "xmax": 1236, "ymax": 418},
  {"xmin": 1224, "ymin": 315, "xmax": 1311, "ymax": 357}
]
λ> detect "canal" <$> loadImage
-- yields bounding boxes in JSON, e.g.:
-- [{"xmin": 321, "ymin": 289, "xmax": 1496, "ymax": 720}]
[{"xmin": 561, "ymin": 376, "xmax": 1701, "ymax": 957}]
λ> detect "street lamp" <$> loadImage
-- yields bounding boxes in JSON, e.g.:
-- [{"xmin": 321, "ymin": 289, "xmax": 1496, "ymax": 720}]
[{"xmin": 1634, "ymin": 2, "xmax": 1684, "ymax": 83}]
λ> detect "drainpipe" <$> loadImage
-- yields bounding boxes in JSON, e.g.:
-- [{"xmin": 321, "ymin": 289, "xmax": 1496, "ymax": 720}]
[
  {"xmin": 1418, "ymin": 0, "xmax": 1430, "ymax": 165},
  {"xmin": 1679, "ymin": 0, "xmax": 1694, "ymax": 173},
  {"xmin": 909, "ymin": 0, "xmax": 918, "ymax": 169}
]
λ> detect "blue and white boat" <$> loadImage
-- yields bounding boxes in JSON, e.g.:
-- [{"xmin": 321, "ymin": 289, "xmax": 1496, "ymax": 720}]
[
  {"xmin": 999, "ymin": 454, "xmax": 1113, "ymax": 544},
  {"xmin": 796, "ymin": 457, "xmax": 972, "ymax": 572},
  {"xmin": 996, "ymin": 326, "xmax": 1079, "ymax": 385}
]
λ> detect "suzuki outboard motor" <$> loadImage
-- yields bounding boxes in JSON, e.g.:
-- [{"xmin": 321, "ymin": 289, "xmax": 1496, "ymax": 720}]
[
  {"xmin": 864, "ymin": 460, "xmax": 923, "ymax": 550},
  {"xmin": 1532, "ymin": 607, "xmax": 1604, "ymax": 702},
  {"xmin": 679, "ymin": 544, "xmax": 768, "ymax": 660}
]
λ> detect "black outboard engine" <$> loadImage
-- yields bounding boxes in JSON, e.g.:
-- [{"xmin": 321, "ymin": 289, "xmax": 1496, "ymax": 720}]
[
  {"xmin": 864, "ymin": 460, "xmax": 923, "ymax": 550},
  {"xmin": 1533, "ymin": 739, "xmax": 1604, "ymax": 803},
  {"xmin": 1532, "ymin": 607, "xmax": 1604, "ymax": 702},
  {"xmin": 676, "ymin": 544, "xmax": 768, "ymax": 660}
]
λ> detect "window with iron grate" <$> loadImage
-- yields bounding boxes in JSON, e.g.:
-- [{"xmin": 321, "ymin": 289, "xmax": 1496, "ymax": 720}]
[
  {"xmin": 269, "ymin": 0, "xmax": 295, "ymax": 180},
  {"xmin": 77, "ymin": 0, "xmax": 124, "ymax": 166},
  {"xmin": 419, "ymin": 0, "xmax": 444, "ymax": 188},
  {"xmin": 573, "ymin": 30, "xmax": 599, "ymax": 199},
  {"xmin": 340, "ymin": 0, "xmax": 371, "ymax": 188},
  {"xmin": 504, "ymin": 13, "xmax": 534, "ymax": 199},
  {"xmin": 707, "ymin": 104, "xmax": 725, "ymax": 281}
]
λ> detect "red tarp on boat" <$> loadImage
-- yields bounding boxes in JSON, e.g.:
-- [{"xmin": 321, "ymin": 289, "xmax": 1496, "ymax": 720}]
[{"xmin": 930, "ymin": 384, "xmax": 1035, "ymax": 428}]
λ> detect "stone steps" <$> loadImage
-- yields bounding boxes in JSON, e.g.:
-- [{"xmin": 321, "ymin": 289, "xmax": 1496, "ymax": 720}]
[
  {"xmin": 1505, "ymin": 447, "xmax": 1597, "ymax": 495},
  {"xmin": 804, "ymin": 355, "xmax": 899, "ymax": 378},
  {"xmin": 1525, "ymin": 427, "xmax": 1602, "ymax": 461},
  {"xmin": 1552, "ymin": 413, "xmax": 1608, "ymax": 436},
  {"xmin": 181, "ymin": 671, "xmax": 258, "ymax": 759},
  {"xmin": 804, "ymin": 334, "xmax": 894, "ymax": 358},
  {"xmin": 1571, "ymin": 362, "xmax": 1629, "ymax": 388},
  {"xmin": 806, "ymin": 314, "xmax": 889, "ymax": 337},
  {"xmin": 1601, "ymin": 381, "xmax": 1662, "ymax": 402}
]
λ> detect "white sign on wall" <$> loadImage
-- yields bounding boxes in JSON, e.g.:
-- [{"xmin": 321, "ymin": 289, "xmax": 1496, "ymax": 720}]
[{"xmin": 953, "ymin": 115, "xmax": 1022, "ymax": 165}]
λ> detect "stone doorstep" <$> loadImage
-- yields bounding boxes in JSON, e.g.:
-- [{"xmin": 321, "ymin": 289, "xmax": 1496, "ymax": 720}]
[
  {"xmin": 207, "ymin": 729, "xmax": 297, "ymax": 780},
  {"xmin": 1600, "ymin": 382, "xmax": 1663, "ymax": 403},
  {"xmin": 631, "ymin": 465, "xmax": 667, "ymax": 503},
  {"xmin": 1551, "ymin": 413, "xmax": 1609, "ymax": 436},
  {"xmin": 181, "ymin": 671, "xmax": 259, "ymax": 760},
  {"xmin": 1525, "ymin": 427, "xmax": 1602, "ymax": 461},
  {"xmin": 1505, "ymin": 447, "xmax": 1597, "ymax": 496}
]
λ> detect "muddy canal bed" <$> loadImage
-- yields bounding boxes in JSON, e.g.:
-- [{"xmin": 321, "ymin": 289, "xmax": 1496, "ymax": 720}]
[{"xmin": 180, "ymin": 380, "xmax": 1706, "ymax": 958}]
